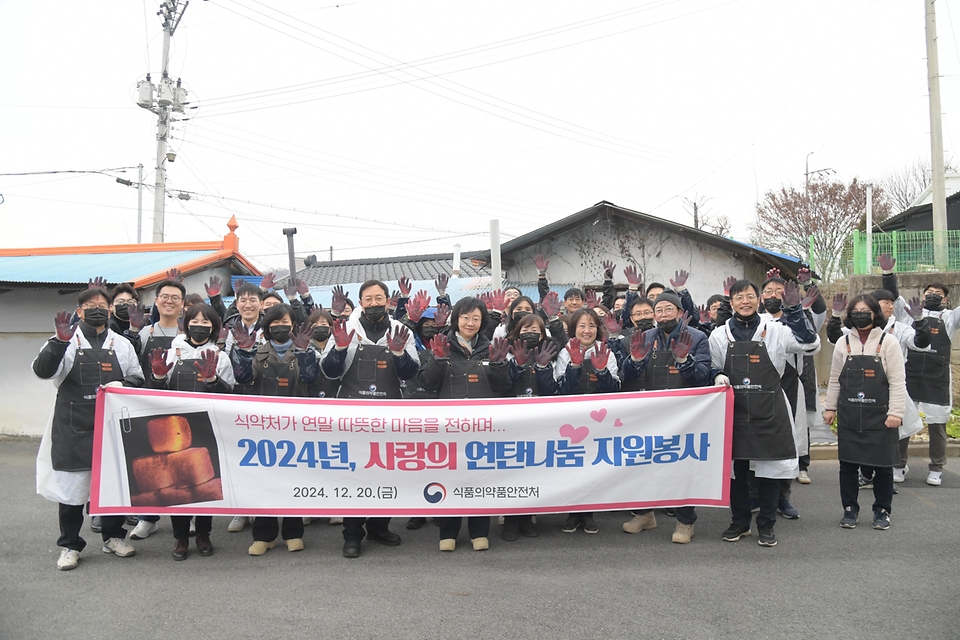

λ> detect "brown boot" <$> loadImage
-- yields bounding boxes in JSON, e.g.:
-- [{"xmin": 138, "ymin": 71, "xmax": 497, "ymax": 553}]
[
  {"xmin": 172, "ymin": 538, "xmax": 189, "ymax": 561},
  {"xmin": 195, "ymin": 533, "xmax": 214, "ymax": 556}
]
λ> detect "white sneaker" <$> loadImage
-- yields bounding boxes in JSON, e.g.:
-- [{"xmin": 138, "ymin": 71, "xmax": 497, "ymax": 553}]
[
  {"xmin": 328, "ymin": 517, "xmax": 343, "ymax": 525},
  {"xmin": 302, "ymin": 517, "xmax": 313, "ymax": 526},
  {"xmin": 57, "ymin": 548, "xmax": 80, "ymax": 571},
  {"xmin": 927, "ymin": 471, "xmax": 943, "ymax": 486},
  {"xmin": 893, "ymin": 468, "xmax": 905, "ymax": 483},
  {"xmin": 102, "ymin": 537, "xmax": 136, "ymax": 557},
  {"xmin": 129, "ymin": 520, "xmax": 159, "ymax": 540},
  {"xmin": 227, "ymin": 516, "xmax": 248, "ymax": 532},
  {"xmin": 797, "ymin": 470, "xmax": 811, "ymax": 484}
]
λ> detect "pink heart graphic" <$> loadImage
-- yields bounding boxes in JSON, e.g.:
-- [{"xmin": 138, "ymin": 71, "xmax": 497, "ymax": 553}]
[
  {"xmin": 559, "ymin": 424, "xmax": 590, "ymax": 444},
  {"xmin": 590, "ymin": 409, "xmax": 607, "ymax": 423},
  {"xmin": 614, "ymin": 419, "xmax": 624, "ymax": 427}
]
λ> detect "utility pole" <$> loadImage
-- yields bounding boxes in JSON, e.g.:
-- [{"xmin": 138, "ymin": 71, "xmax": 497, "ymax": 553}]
[
  {"xmin": 137, "ymin": 163, "xmax": 144, "ymax": 243},
  {"xmin": 282, "ymin": 228, "xmax": 298, "ymax": 285},
  {"xmin": 136, "ymin": 0, "xmax": 195, "ymax": 243},
  {"xmin": 925, "ymin": 0, "xmax": 948, "ymax": 269}
]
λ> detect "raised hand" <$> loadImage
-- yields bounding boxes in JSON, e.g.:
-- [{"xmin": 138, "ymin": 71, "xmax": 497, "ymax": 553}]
[
  {"xmin": 386, "ymin": 325, "xmax": 410, "ymax": 355},
  {"xmin": 781, "ymin": 281, "xmax": 802, "ymax": 307},
  {"xmin": 509, "ymin": 339, "xmax": 531, "ymax": 366},
  {"xmin": 540, "ymin": 291, "xmax": 561, "ymax": 318},
  {"xmin": 291, "ymin": 324, "xmax": 313, "ymax": 350},
  {"xmin": 670, "ymin": 330, "xmax": 693, "ymax": 361},
  {"xmin": 331, "ymin": 285, "xmax": 347, "ymax": 316},
  {"xmin": 566, "ymin": 342, "xmax": 586, "ymax": 367},
  {"xmin": 231, "ymin": 325, "xmax": 256, "ymax": 350},
  {"xmin": 283, "ymin": 279, "xmax": 300, "ymax": 301},
  {"xmin": 624, "ymin": 265, "xmax": 642, "ymax": 287},
  {"xmin": 698, "ymin": 305, "xmax": 711, "ymax": 325},
  {"xmin": 297, "ymin": 279, "xmax": 310, "ymax": 297},
  {"xmin": 259, "ymin": 272, "xmax": 277, "ymax": 291},
  {"xmin": 486, "ymin": 289, "xmax": 506, "ymax": 312},
  {"xmin": 534, "ymin": 341, "xmax": 558, "ymax": 367},
  {"xmin": 191, "ymin": 350, "xmax": 219, "ymax": 380},
  {"xmin": 149, "ymin": 348, "xmax": 174, "ymax": 378},
  {"xmin": 234, "ymin": 278, "xmax": 247, "ymax": 290},
  {"xmin": 398, "ymin": 276, "xmax": 412, "ymax": 297},
  {"xmin": 797, "ymin": 267, "xmax": 813, "ymax": 285},
  {"xmin": 332, "ymin": 319, "xmax": 356, "ymax": 350},
  {"xmin": 434, "ymin": 273, "xmax": 449, "ymax": 295},
  {"xmin": 585, "ymin": 289, "xmax": 600, "ymax": 309},
  {"xmin": 205, "ymin": 276, "xmax": 222, "ymax": 298},
  {"xmin": 165, "ymin": 268, "xmax": 184, "ymax": 283},
  {"xmin": 670, "ymin": 269, "xmax": 689, "ymax": 289},
  {"xmin": 489, "ymin": 337, "xmax": 509, "ymax": 363},
  {"xmin": 389, "ymin": 291, "xmax": 400, "ymax": 311},
  {"xmin": 591, "ymin": 342, "xmax": 611, "ymax": 369},
  {"xmin": 801, "ymin": 285, "xmax": 820, "ymax": 310},
  {"xmin": 722, "ymin": 276, "xmax": 738, "ymax": 296},
  {"xmin": 406, "ymin": 291, "xmax": 430, "ymax": 322},
  {"xmin": 603, "ymin": 312, "xmax": 623, "ymax": 336},
  {"xmin": 434, "ymin": 303, "xmax": 451, "ymax": 327},
  {"xmin": 87, "ymin": 276, "xmax": 107, "ymax": 291},
  {"xmin": 54, "ymin": 311, "xmax": 76, "ymax": 342},
  {"xmin": 601, "ymin": 260, "xmax": 616, "ymax": 280},
  {"xmin": 832, "ymin": 293, "xmax": 848, "ymax": 315},
  {"xmin": 878, "ymin": 253, "xmax": 896, "ymax": 272},
  {"xmin": 429, "ymin": 334, "xmax": 450, "ymax": 359},
  {"xmin": 630, "ymin": 329, "xmax": 651, "ymax": 361},
  {"xmin": 128, "ymin": 306, "xmax": 146, "ymax": 332},
  {"xmin": 904, "ymin": 296, "xmax": 924, "ymax": 321},
  {"xmin": 534, "ymin": 254, "xmax": 550, "ymax": 275},
  {"xmin": 765, "ymin": 267, "xmax": 781, "ymax": 281}
]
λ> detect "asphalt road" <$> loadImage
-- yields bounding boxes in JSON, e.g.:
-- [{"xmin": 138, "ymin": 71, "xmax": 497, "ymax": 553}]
[{"xmin": 1, "ymin": 440, "xmax": 957, "ymax": 640}]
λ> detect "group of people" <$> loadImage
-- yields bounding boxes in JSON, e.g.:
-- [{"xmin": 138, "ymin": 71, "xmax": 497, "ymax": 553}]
[{"xmin": 34, "ymin": 253, "xmax": 953, "ymax": 571}]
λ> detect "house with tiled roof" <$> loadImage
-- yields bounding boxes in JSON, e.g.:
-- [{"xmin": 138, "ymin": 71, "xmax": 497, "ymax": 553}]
[{"xmin": 0, "ymin": 217, "xmax": 260, "ymax": 436}]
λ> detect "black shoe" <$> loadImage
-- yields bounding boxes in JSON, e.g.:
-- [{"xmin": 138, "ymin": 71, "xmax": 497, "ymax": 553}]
[
  {"xmin": 872, "ymin": 509, "xmax": 891, "ymax": 530},
  {"xmin": 722, "ymin": 524, "xmax": 751, "ymax": 542},
  {"xmin": 501, "ymin": 519, "xmax": 520, "ymax": 542},
  {"xmin": 405, "ymin": 518, "xmax": 426, "ymax": 530},
  {"xmin": 367, "ymin": 530, "xmax": 401, "ymax": 546},
  {"xmin": 195, "ymin": 533, "xmax": 214, "ymax": 556},
  {"xmin": 582, "ymin": 516, "xmax": 599, "ymax": 534},
  {"xmin": 561, "ymin": 515, "xmax": 581, "ymax": 533},
  {"xmin": 840, "ymin": 508, "xmax": 858, "ymax": 529},
  {"xmin": 342, "ymin": 540, "xmax": 362, "ymax": 558},
  {"xmin": 518, "ymin": 517, "xmax": 539, "ymax": 538},
  {"xmin": 858, "ymin": 473, "xmax": 873, "ymax": 490},
  {"xmin": 757, "ymin": 526, "xmax": 777, "ymax": 547},
  {"xmin": 91, "ymin": 516, "xmax": 102, "ymax": 533}
]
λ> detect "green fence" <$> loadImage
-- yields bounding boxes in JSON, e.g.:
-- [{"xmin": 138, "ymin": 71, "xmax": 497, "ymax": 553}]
[{"xmin": 844, "ymin": 230, "xmax": 960, "ymax": 274}]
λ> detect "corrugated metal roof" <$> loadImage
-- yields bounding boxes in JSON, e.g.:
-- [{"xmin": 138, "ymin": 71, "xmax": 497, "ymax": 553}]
[
  {"xmin": 298, "ymin": 252, "xmax": 491, "ymax": 287},
  {"xmin": 0, "ymin": 250, "xmax": 218, "ymax": 285}
]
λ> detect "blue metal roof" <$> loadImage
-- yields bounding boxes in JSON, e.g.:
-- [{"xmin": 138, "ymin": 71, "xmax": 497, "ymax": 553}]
[{"xmin": 0, "ymin": 250, "xmax": 218, "ymax": 284}]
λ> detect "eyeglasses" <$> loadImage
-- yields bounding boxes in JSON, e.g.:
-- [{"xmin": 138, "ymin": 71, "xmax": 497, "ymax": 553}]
[
  {"xmin": 157, "ymin": 294, "xmax": 183, "ymax": 302},
  {"xmin": 113, "ymin": 300, "xmax": 134, "ymax": 307},
  {"xmin": 731, "ymin": 293, "xmax": 757, "ymax": 303},
  {"xmin": 81, "ymin": 304, "xmax": 109, "ymax": 311}
]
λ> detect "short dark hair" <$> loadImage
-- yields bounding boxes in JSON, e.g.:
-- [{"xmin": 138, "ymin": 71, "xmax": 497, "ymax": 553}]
[
  {"xmin": 728, "ymin": 279, "xmax": 760, "ymax": 298},
  {"xmin": 706, "ymin": 294, "xmax": 725, "ymax": 308},
  {"xmin": 508, "ymin": 313, "xmax": 546, "ymax": 342},
  {"xmin": 842, "ymin": 294, "xmax": 883, "ymax": 330},
  {"xmin": 78, "ymin": 288, "xmax": 112, "ymax": 307},
  {"xmin": 451, "ymin": 297, "xmax": 489, "ymax": 333},
  {"xmin": 306, "ymin": 308, "xmax": 334, "ymax": 327},
  {"xmin": 184, "ymin": 293, "xmax": 205, "ymax": 307},
  {"xmin": 183, "ymin": 303, "xmax": 223, "ymax": 342},
  {"xmin": 645, "ymin": 282, "xmax": 666, "ymax": 295},
  {"xmin": 628, "ymin": 296, "xmax": 653, "ymax": 314},
  {"xmin": 359, "ymin": 280, "xmax": 389, "ymax": 300},
  {"xmin": 563, "ymin": 287, "xmax": 584, "ymax": 301},
  {"xmin": 924, "ymin": 282, "xmax": 950, "ymax": 297},
  {"xmin": 504, "ymin": 286, "xmax": 522, "ymax": 297},
  {"xmin": 262, "ymin": 290, "xmax": 283, "ymax": 304},
  {"xmin": 261, "ymin": 303, "xmax": 293, "ymax": 341},
  {"xmin": 154, "ymin": 279, "xmax": 186, "ymax": 299},
  {"xmin": 761, "ymin": 277, "xmax": 786, "ymax": 292},
  {"xmin": 567, "ymin": 308, "xmax": 606, "ymax": 342},
  {"xmin": 235, "ymin": 283, "xmax": 263, "ymax": 300},
  {"xmin": 870, "ymin": 289, "xmax": 895, "ymax": 303},
  {"xmin": 110, "ymin": 283, "xmax": 139, "ymax": 302}
]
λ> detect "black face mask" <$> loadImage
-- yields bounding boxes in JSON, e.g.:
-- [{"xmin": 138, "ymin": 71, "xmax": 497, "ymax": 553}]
[
  {"xmin": 82, "ymin": 308, "xmax": 108, "ymax": 328},
  {"xmin": 188, "ymin": 325, "xmax": 212, "ymax": 344},
  {"xmin": 658, "ymin": 319, "xmax": 679, "ymax": 334},
  {"xmin": 312, "ymin": 326, "xmax": 330, "ymax": 342},
  {"xmin": 270, "ymin": 326, "xmax": 292, "ymax": 343},
  {"xmin": 635, "ymin": 318, "xmax": 654, "ymax": 331},
  {"xmin": 420, "ymin": 326, "xmax": 439, "ymax": 341},
  {"xmin": 925, "ymin": 293, "xmax": 944, "ymax": 311},
  {"xmin": 519, "ymin": 332, "xmax": 541, "ymax": 348},
  {"xmin": 363, "ymin": 305, "xmax": 387, "ymax": 322},
  {"xmin": 113, "ymin": 305, "xmax": 131, "ymax": 321},
  {"xmin": 762, "ymin": 297, "xmax": 783, "ymax": 314},
  {"xmin": 850, "ymin": 311, "xmax": 874, "ymax": 329},
  {"xmin": 512, "ymin": 310, "xmax": 531, "ymax": 324}
]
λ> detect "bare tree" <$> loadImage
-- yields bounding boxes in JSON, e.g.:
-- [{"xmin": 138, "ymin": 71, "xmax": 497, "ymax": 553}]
[
  {"xmin": 682, "ymin": 194, "xmax": 732, "ymax": 236},
  {"xmin": 880, "ymin": 157, "xmax": 958, "ymax": 212},
  {"xmin": 750, "ymin": 177, "xmax": 892, "ymax": 282}
]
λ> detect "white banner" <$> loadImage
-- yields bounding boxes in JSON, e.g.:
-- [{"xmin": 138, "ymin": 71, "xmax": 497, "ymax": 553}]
[{"xmin": 91, "ymin": 386, "xmax": 733, "ymax": 516}]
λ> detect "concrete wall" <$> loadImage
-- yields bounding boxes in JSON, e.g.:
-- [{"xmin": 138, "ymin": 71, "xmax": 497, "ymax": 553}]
[
  {"xmin": 0, "ymin": 333, "xmax": 57, "ymax": 436},
  {"xmin": 502, "ymin": 215, "xmax": 766, "ymax": 303}
]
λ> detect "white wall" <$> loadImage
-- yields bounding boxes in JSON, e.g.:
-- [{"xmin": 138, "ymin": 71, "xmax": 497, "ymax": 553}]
[{"xmin": 0, "ymin": 333, "xmax": 57, "ymax": 436}]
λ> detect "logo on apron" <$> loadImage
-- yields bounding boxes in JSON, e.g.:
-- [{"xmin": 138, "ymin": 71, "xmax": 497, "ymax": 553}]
[
  {"xmin": 369, "ymin": 384, "xmax": 377, "ymax": 392},
  {"xmin": 743, "ymin": 377, "xmax": 751, "ymax": 385}
]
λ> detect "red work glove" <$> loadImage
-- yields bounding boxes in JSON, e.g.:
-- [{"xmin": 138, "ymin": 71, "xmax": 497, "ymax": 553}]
[
  {"xmin": 603, "ymin": 312, "xmax": 623, "ymax": 336},
  {"xmin": 878, "ymin": 253, "xmax": 896, "ymax": 272},
  {"xmin": 192, "ymin": 350, "xmax": 219, "ymax": 380},
  {"xmin": 398, "ymin": 276, "xmax": 412, "ymax": 297},
  {"xmin": 332, "ymin": 319, "xmax": 356, "ymax": 350},
  {"xmin": 509, "ymin": 339, "xmax": 531, "ymax": 366},
  {"xmin": 591, "ymin": 342, "xmax": 611, "ymax": 369},
  {"xmin": 434, "ymin": 273, "xmax": 449, "ymax": 296},
  {"xmin": 87, "ymin": 276, "xmax": 107, "ymax": 291},
  {"xmin": 386, "ymin": 325, "xmax": 410, "ymax": 356},
  {"xmin": 540, "ymin": 291, "xmax": 561, "ymax": 318},
  {"xmin": 670, "ymin": 270, "xmax": 689, "ymax": 290},
  {"xmin": 566, "ymin": 342, "xmax": 586, "ymax": 367},
  {"xmin": 331, "ymin": 285, "xmax": 347, "ymax": 316},
  {"xmin": 291, "ymin": 324, "xmax": 313, "ymax": 350},
  {"xmin": 434, "ymin": 304, "xmax": 451, "ymax": 328},
  {"xmin": 722, "ymin": 276, "xmax": 737, "ymax": 296},
  {"xmin": 205, "ymin": 276, "xmax": 222, "ymax": 297},
  {"xmin": 231, "ymin": 325, "xmax": 257, "ymax": 350},
  {"xmin": 630, "ymin": 330, "xmax": 651, "ymax": 361},
  {"xmin": 832, "ymin": 293, "xmax": 847, "ymax": 315},
  {"xmin": 601, "ymin": 260, "xmax": 616, "ymax": 280},
  {"xmin": 534, "ymin": 254, "xmax": 549, "ymax": 275},
  {"xmin": 259, "ymin": 272, "xmax": 277, "ymax": 291},
  {"xmin": 165, "ymin": 268, "xmax": 184, "ymax": 283},
  {"xmin": 429, "ymin": 334, "xmax": 450, "ymax": 359},
  {"xmin": 624, "ymin": 265, "xmax": 642, "ymax": 287},
  {"xmin": 488, "ymin": 337, "xmax": 509, "ymax": 363},
  {"xmin": 54, "ymin": 311, "xmax": 76, "ymax": 342},
  {"xmin": 149, "ymin": 348, "xmax": 174, "ymax": 378},
  {"xmin": 670, "ymin": 330, "xmax": 693, "ymax": 361}
]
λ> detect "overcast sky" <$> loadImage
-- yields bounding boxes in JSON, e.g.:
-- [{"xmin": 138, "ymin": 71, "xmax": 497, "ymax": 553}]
[{"xmin": 2, "ymin": 0, "xmax": 958, "ymax": 271}]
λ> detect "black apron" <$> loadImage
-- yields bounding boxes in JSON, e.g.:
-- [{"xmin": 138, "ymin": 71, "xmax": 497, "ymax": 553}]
[
  {"xmin": 723, "ymin": 328, "xmax": 796, "ymax": 461},
  {"xmin": 905, "ymin": 315, "xmax": 951, "ymax": 405},
  {"xmin": 619, "ymin": 335, "xmax": 645, "ymax": 392},
  {"xmin": 167, "ymin": 351, "xmax": 207, "ymax": 393},
  {"xmin": 837, "ymin": 332, "xmax": 899, "ymax": 467},
  {"xmin": 781, "ymin": 357, "xmax": 800, "ymax": 416},
  {"xmin": 139, "ymin": 327, "xmax": 176, "ymax": 374},
  {"xmin": 307, "ymin": 373, "xmax": 341, "ymax": 399},
  {"xmin": 800, "ymin": 354, "xmax": 818, "ymax": 411},
  {"xmin": 251, "ymin": 351, "xmax": 300, "ymax": 397},
  {"xmin": 644, "ymin": 340, "xmax": 694, "ymax": 391},
  {"xmin": 338, "ymin": 344, "xmax": 403, "ymax": 399},
  {"xmin": 51, "ymin": 339, "xmax": 124, "ymax": 471},
  {"xmin": 575, "ymin": 360, "xmax": 600, "ymax": 395},
  {"xmin": 438, "ymin": 359, "xmax": 497, "ymax": 399},
  {"xmin": 511, "ymin": 365, "xmax": 540, "ymax": 397}
]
